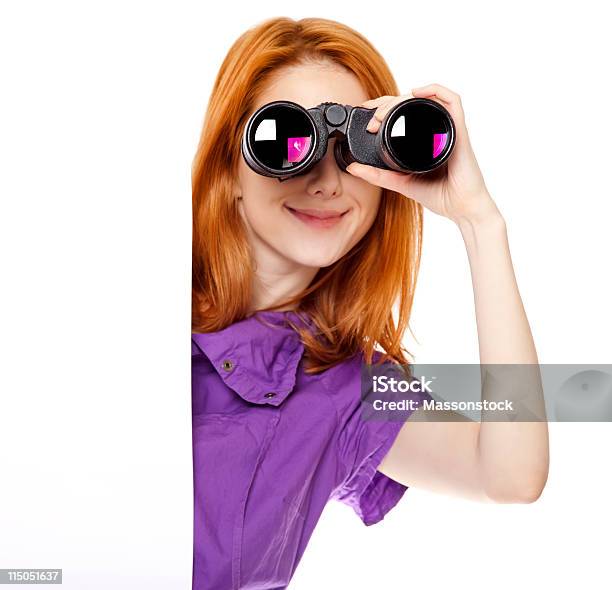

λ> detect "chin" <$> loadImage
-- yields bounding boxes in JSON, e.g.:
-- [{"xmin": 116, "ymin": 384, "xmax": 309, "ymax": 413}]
[
  {"xmin": 289, "ymin": 250, "xmax": 342, "ymax": 269},
  {"xmin": 279, "ymin": 243, "xmax": 340, "ymax": 268}
]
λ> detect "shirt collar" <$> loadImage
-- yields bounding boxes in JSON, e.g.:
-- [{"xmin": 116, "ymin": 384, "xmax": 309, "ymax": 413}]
[{"xmin": 192, "ymin": 310, "xmax": 316, "ymax": 406}]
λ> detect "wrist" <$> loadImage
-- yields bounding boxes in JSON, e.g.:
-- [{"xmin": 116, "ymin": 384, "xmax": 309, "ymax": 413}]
[
  {"xmin": 454, "ymin": 193, "xmax": 505, "ymax": 235},
  {"xmin": 456, "ymin": 200, "xmax": 507, "ymax": 253}
]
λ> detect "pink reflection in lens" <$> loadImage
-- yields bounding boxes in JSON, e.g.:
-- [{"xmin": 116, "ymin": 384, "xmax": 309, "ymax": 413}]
[
  {"xmin": 433, "ymin": 133, "xmax": 448, "ymax": 158},
  {"xmin": 287, "ymin": 136, "xmax": 312, "ymax": 163}
]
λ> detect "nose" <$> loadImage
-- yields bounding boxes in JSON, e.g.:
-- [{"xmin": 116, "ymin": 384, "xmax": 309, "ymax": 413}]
[{"xmin": 304, "ymin": 139, "xmax": 343, "ymax": 199}]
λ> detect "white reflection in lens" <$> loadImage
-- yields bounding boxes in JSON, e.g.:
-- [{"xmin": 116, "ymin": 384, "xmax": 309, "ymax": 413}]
[
  {"xmin": 390, "ymin": 115, "xmax": 405, "ymax": 137},
  {"xmin": 255, "ymin": 118, "xmax": 277, "ymax": 141}
]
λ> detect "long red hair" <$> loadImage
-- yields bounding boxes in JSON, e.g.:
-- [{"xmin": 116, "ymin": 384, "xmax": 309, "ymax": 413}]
[{"xmin": 192, "ymin": 17, "xmax": 423, "ymax": 374}]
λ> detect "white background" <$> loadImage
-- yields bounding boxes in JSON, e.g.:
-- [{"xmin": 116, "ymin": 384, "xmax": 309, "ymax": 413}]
[{"xmin": 1, "ymin": 1, "xmax": 611, "ymax": 589}]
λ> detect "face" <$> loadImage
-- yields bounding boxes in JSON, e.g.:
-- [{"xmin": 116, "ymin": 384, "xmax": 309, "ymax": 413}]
[{"xmin": 235, "ymin": 62, "xmax": 382, "ymax": 271}]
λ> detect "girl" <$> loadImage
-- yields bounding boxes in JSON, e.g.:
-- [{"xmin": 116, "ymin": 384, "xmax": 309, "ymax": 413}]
[{"xmin": 191, "ymin": 16, "xmax": 549, "ymax": 590}]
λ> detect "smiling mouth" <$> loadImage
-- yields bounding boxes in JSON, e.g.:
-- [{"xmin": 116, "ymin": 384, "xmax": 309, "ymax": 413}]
[{"xmin": 284, "ymin": 205, "xmax": 350, "ymax": 229}]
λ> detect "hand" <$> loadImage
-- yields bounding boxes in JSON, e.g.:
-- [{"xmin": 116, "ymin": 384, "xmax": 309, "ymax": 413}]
[{"xmin": 347, "ymin": 83, "xmax": 501, "ymax": 226}]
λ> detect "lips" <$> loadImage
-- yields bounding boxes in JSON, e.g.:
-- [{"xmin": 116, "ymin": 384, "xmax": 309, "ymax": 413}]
[
  {"xmin": 284, "ymin": 205, "xmax": 349, "ymax": 229},
  {"xmin": 285, "ymin": 206, "xmax": 348, "ymax": 219}
]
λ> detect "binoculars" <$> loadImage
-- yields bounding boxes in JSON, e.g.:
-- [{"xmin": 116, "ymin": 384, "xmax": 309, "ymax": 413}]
[{"xmin": 241, "ymin": 97, "xmax": 456, "ymax": 182}]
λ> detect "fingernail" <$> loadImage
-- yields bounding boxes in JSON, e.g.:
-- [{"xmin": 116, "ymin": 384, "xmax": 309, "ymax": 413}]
[{"xmin": 366, "ymin": 120, "xmax": 377, "ymax": 132}]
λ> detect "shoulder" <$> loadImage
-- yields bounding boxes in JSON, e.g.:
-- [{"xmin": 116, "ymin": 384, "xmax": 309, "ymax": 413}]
[{"xmin": 318, "ymin": 349, "xmax": 392, "ymax": 413}]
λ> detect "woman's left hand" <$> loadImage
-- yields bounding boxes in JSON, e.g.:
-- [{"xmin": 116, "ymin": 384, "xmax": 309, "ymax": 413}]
[{"xmin": 347, "ymin": 83, "xmax": 501, "ymax": 226}]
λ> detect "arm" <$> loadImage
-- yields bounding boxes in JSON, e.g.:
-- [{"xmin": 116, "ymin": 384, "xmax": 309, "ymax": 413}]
[
  {"xmin": 377, "ymin": 206, "xmax": 550, "ymax": 504},
  {"xmin": 347, "ymin": 83, "xmax": 550, "ymax": 504}
]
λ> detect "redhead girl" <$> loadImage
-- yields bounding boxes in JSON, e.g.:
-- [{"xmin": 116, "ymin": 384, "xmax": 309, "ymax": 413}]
[{"xmin": 191, "ymin": 16, "xmax": 549, "ymax": 590}]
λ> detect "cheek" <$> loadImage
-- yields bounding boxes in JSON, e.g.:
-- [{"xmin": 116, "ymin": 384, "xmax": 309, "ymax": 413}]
[
  {"xmin": 238, "ymin": 188, "xmax": 287, "ymax": 239},
  {"xmin": 356, "ymin": 186, "xmax": 382, "ymax": 229},
  {"xmin": 239, "ymin": 196, "xmax": 276, "ymax": 233},
  {"xmin": 338, "ymin": 189, "xmax": 382, "ymax": 253},
  {"xmin": 237, "ymin": 167, "xmax": 285, "ymax": 226}
]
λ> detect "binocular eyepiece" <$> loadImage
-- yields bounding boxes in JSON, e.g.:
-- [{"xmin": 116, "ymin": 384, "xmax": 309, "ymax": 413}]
[{"xmin": 241, "ymin": 97, "xmax": 456, "ymax": 182}]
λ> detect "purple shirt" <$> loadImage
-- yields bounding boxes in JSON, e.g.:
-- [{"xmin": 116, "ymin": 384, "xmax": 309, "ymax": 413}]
[{"xmin": 191, "ymin": 310, "xmax": 427, "ymax": 589}]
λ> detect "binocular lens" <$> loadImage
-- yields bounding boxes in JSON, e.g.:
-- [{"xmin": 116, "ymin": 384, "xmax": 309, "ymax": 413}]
[
  {"xmin": 246, "ymin": 103, "xmax": 316, "ymax": 173},
  {"xmin": 384, "ymin": 100, "xmax": 453, "ymax": 171}
]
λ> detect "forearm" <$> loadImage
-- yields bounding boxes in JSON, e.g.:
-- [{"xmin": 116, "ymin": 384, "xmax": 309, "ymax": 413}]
[
  {"xmin": 457, "ymin": 197, "xmax": 549, "ymax": 502},
  {"xmin": 458, "ymin": 207, "xmax": 536, "ymax": 364}
]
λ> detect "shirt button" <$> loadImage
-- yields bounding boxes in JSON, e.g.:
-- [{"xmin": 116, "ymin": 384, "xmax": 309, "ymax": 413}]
[
  {"xmin": 264, "ymin": 392, "xmax": 276, "ymax": 399},
  {"xmin": 221, "ymin": 359, "xmax": 234, "ymax": 371}
]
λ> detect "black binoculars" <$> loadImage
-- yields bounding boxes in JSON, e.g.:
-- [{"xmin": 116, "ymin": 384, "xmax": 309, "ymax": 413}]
[{"xmin": 241, "ymin": 97, "xmax": 456, "ymax": 182}]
